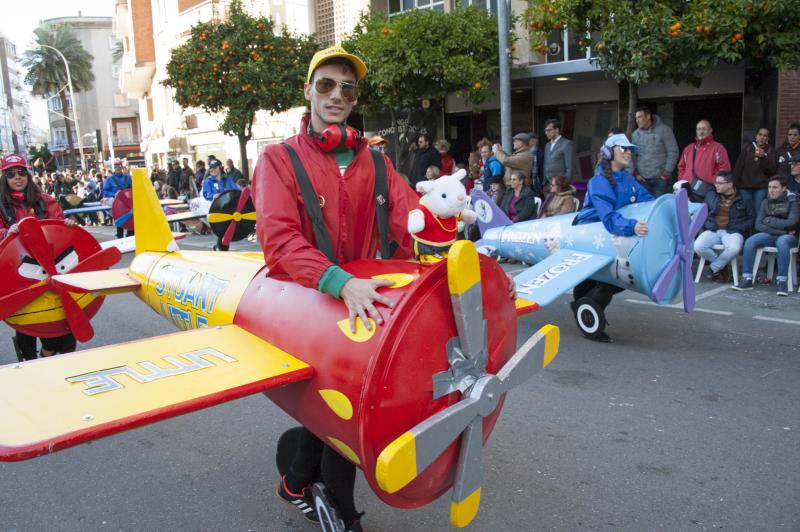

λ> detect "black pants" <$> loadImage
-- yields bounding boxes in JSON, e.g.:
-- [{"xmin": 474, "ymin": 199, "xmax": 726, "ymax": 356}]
[
  {"xmin": 573, "ymin": 280, "xmax": 624, "ymax": 310},
  {"xmin": 116, "ymin": 227, "xmax": 134, "ymax": 239},
  {"xmin": 15, "ymin": 331, "xmax": 76, "ymax": 361},
  {"xmin": 277, "ymin": 427, "xmax": 358, "ymax": 523},
  {"xmin": 215, "ymin": 237, "xmax": 229, "ymax": 251}
]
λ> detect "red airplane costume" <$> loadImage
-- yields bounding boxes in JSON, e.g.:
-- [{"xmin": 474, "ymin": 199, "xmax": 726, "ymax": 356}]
[
  {"xmin": 253, "ymin": 114, "xmax": 418, "ymax": 288},
  {"xmin": 253, "ymin": 107, "xmax": 420, "ymax": 529}
]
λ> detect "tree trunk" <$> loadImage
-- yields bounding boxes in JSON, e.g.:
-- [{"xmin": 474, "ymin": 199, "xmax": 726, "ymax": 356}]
[
  {"xmin": 389, "ymin": 107, "xmax": 398, "ymax": 168},
  {"xmin": 59, "ymin": 91, "xmax": 75, "ymax": 170},
  {"xmin": 626, "ymin": 80, "xmax": 639, "ymax": 137},
  {"xmin": 238, "ymin": 132, "xmax": 250, "ymax": 181}
]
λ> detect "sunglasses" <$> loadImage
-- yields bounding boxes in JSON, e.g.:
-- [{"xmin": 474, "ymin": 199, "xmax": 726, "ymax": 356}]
[
  {"xmin": 615, "ymin": 146, "xmax": 635, "ymax": 153},
  {"xmin": 314, "ymin": 77, "xmax": 358, "ymax": 102},
  {"xmin": 3, "ymin": 169, "xmax": 27, "ymax": 178}
]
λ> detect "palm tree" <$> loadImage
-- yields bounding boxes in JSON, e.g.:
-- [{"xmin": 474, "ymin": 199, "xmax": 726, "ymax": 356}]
[{"xmin": 22, "ymin": 24, "xmax": 94, "ymax": 170}]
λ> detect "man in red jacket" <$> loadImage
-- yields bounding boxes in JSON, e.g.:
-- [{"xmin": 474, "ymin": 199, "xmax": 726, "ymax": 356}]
[
  {"xmin": 251, "ymin": 45, "xmax": 419, "ymax": 532},
  {"xmin": 678, "ymin": 119, "xmax": 731, "ymax": 196}
]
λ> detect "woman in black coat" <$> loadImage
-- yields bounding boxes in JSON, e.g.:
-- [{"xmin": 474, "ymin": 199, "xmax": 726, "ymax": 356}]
[{"xmin": 500, "ymin": 171, "xmax": 538, "ymax": 222}]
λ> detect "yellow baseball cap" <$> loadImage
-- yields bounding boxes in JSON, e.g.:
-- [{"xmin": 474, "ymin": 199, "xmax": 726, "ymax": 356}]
[{"xmin": 306, "ymin": 45, "xmax": 368, "ymax": 83}]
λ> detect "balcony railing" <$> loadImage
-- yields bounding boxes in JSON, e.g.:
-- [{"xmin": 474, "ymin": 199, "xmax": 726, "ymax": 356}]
[{"xmin": 112, "ymin": 136, "xmax": 141, "ymax": 146}]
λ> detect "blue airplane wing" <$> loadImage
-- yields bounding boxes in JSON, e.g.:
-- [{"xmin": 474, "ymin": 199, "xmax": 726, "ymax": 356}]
[
  {"xmin": 514, "ymin": 249, "xmax": 614, "ymax": 307},
  {"xmin": 63, "ymin": 205, "xmax": 112, "ymax": 215}
]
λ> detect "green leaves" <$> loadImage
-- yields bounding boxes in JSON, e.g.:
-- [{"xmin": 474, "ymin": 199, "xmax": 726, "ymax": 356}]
[
  {"xmin": 522, "ymin": 0, "xmax": 800, "ymax": 87},
  {"xmin": 163, "ymin": 0, "xmax": 317, "ymax": 140},
  {"xmin": 22, "ymin": 24, "xmax": 95, "ymax": 97},
  {"xmin": 342, "ymin": 6, "xmax": 500, "ymax": 112}
]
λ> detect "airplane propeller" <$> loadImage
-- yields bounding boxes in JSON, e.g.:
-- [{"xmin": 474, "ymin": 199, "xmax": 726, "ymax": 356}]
[
  {"xmin": 650, "ymin": 188, "xmax": 708, "ymax": 312},
  {"xmin": 207, "ymin": 187, "xmax": 256, "ymax": 248},
  {"xmin": 0, "ymin": 218, "xmax": 122, "ymax": 342},
  {"xmin": 375, "ymin": 241, "xmax": 559, "ymax": 528}
]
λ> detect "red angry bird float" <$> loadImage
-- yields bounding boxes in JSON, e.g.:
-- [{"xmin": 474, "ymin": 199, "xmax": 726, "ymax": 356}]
[{"xmin": 0, "ymin": 218, "xmax": 121, "ymax": 341}]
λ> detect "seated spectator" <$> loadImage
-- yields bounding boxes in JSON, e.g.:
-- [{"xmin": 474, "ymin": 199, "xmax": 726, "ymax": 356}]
[
  {"xmin": 733, "ymin": 127, "xmax": 777, "ymax": 215},
  {"xmin": 500, "ymin": 171, "xmax": 538, "ymax": 222},
  {"xmin": 693, "ymin": 171, "xmax": 755, "ymax": 282},
  {"xmin": 539, "ymin": 175, "xmax": 578, "ymax": 218},
  {"xmin": 425, "ymin": 165, "xmax": 440, "ymax": 181},
  {"xmin": 733, "ymin": 176, "xmax": 799, "ymax": 295}
]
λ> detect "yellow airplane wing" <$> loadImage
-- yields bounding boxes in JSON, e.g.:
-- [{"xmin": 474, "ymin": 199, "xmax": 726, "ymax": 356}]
[
  {"xmin": 0, "ymin": 324, "xmax": 312, "ymax": 461},
  {"xmin": 52, "ymin": 268, "xmax": 141, "ymax": 296}
]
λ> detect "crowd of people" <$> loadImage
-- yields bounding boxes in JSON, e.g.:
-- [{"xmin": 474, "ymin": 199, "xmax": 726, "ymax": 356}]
[{"xmin": 395, "ymin": 113, "xmax": 799, "ymax": 297}]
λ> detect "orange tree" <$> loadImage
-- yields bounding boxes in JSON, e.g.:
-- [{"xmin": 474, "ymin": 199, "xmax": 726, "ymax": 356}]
[
  {"xmin": 164, "ymin": 0, "xmax": 317, "ymax": 176},
  {"xmin": 523, "ymin": 0, "xmax": 800, "ymax": 132},
  {"xmin": 343, "ymin": 6, "xmax": 500, "ymax": 167}
]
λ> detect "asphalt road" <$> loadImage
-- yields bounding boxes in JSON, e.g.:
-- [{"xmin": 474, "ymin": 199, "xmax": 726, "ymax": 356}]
[{"xmin": 1, "ymin": 227, "xmax": 798, "ymax": 531}]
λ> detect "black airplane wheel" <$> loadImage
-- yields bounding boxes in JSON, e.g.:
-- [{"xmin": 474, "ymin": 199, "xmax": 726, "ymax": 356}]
[
  {"xmin": 572, "ymin": 297, "xmax": 606, "ymax": 339},
  {"xmin": 312, "ymin": 483, "xmax": 345, "ymax": 532}
]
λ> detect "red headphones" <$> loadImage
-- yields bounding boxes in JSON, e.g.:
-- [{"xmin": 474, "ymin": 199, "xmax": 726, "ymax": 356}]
[{"xmin": 309, "ymin": 123, "xmax": 362, "ymax": 152}]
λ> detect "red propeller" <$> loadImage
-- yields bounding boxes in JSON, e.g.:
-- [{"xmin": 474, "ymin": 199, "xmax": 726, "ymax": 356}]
[
  {"xmin": 0, "ymin": 218, "xmax": 121, "ymax": 342},
  {"xmin": 221, "ymin": 187, "xmax": 253, "ymax": 248}
]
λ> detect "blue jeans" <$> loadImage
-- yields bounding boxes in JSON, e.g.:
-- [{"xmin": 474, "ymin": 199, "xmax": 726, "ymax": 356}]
[
  {"xmin": 693, "ymin": 230, "xmax": 743, "ymax": 272},
  {"xmin": 642, "ymin": 176, "xmax": 672, "ymax": 197},
  {"xmin": 738, "ymin": 188, "xmax": 767, "ymax": 217},
  {"xmin": 742, "ymin": 232, "xmax": 799, "ymax": 281}
]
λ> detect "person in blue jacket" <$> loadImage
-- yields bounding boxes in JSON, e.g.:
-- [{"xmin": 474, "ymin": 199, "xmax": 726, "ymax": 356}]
[
  {"xmin": 202, "ymin": 158, "xmax": 239, "ymax": 251},
  {"xmin": 572, "ymin": 133, "xmax": 654, "ymax": 342},
  {"xmin": 102, "ymin": 158, "xmax": 133, "ymax": 238}
]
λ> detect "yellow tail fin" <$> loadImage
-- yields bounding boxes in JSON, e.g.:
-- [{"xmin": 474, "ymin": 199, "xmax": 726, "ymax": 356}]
[{"xmin": 132, "ymin": 168, "xmax": 179, "ymax": 254}]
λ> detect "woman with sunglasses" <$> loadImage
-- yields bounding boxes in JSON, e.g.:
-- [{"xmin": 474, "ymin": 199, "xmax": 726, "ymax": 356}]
[
  {"xmin": 0, "ymin": 154, "xmax": 78, "ymax": 360},
  {"xmin": 572, "ymin": 134, "xmax": 654, "ymax": 342}
]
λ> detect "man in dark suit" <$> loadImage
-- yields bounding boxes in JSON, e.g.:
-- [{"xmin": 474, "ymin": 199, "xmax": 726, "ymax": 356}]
[
  {"xmin": 409, "ymin": 132, "xmax": 441, "ymax": 187},
  {"xmin": 543, "ymin": 119, "xmax": 577, "ymax": 184}
]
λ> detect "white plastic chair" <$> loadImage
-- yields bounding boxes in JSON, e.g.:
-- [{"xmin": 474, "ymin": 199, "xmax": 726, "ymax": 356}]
[
  {"xmin": 572, "ymin": 197, "xmax": 581, "ymax": 212},
  {"xmin": 534, "ymin": 196, "xmax": 542, "ymax": 214},
  {"xmin": 694, "ymin": 244, "xmax": 739, "ymax": 285},
  {"xmin": 752, "ymin": 246, "xmax": 799, "ymax": 291}
]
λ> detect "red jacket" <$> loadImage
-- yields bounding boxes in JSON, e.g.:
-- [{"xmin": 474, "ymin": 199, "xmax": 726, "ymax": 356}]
[
  {"xmin": 439, "ymin": 151, "xmax": 455, "ymax": 176},
  {"xmin": 252, "ymin": 116, "xmax": 419, "ymax": 289},
  {"xmin": 677, "ymin": 134, "xmax": 731, "ymax": 184},
  {"xmin": 0, "ymin": 193, "xmax": 64, "ymax": 239}
]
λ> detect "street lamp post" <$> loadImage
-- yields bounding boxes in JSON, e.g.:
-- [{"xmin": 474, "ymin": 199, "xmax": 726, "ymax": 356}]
[
  {"xmin": 497, "ymin": 0, "xmax": 512, "ymax": 152},
  {"xmin": 38, "ymin": 44, "xmax": 86, "ymax": 172}
]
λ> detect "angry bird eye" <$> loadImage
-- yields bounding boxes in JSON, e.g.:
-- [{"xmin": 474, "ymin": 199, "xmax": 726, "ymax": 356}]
[
  {"xmin": 54, "ymin": 248, "xmax": 79, "ymax": 274},
  {"xmin": 441, "ymin": 193, "xmax": 447, "ymax": 198},
  {"xmin": 18, "ymin": 256, "xmax": 47, "ymax": 281}
]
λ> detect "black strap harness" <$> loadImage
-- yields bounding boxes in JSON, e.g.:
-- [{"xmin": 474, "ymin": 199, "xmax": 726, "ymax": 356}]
[{"xmin": 282, "ymin": 144, "xmax": 396, "ymax": 264}]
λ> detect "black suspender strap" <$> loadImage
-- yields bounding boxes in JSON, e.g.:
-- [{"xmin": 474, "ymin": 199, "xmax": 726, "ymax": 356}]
[
  {"xmin": 369, "ymin": 149, "xmax": 397, "ymax": 259},
  {"xmin": 283, "ymin": 144, "xmax": 338, "ymax": 265}
]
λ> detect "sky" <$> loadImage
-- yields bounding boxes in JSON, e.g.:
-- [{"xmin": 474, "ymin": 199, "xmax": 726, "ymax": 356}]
[{"xmin": 2, "ymin": 1, "xmax": 115, "ymax": 133}]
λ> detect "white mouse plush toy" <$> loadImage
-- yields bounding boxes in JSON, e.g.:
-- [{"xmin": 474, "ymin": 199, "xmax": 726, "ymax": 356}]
[{"xmin": 408, "ymin": 168, "xmax": 477, "ymax": 261}]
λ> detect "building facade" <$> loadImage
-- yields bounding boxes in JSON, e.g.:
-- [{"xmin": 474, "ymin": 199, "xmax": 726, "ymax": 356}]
[
  {"xmin": 41, "ymin": 16, "xmax": 141, "ymax": 169},
  {"xmin": 381, "ymin": 0, "xmax": 798, "ymax": 181},
  {"xmin": 115, "ymin": 0, "xmax": 326, "ymax": 175},
  {"xmin": 0, "ymin": 35, "xmax": 33, "ymax": 155}
]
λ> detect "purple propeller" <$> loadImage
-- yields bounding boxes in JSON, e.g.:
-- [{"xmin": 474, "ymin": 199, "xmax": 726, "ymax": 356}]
[{"xmin": 650, "ymin": 188, "xmax": 708, "ymax": 312}]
